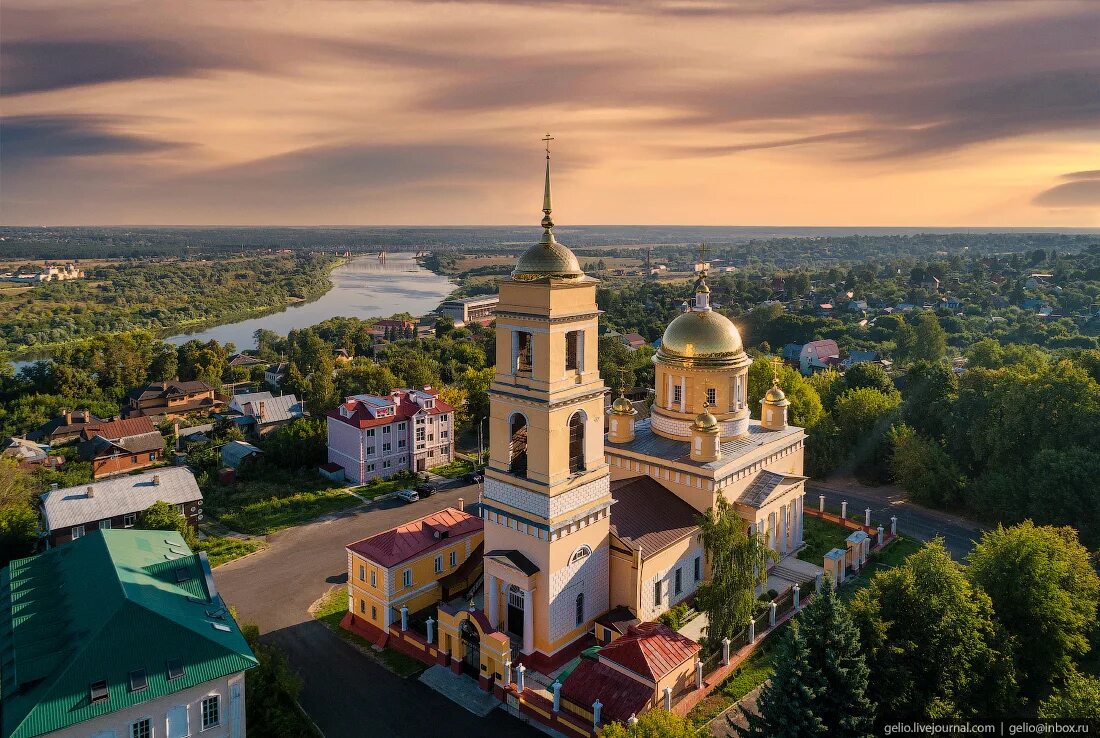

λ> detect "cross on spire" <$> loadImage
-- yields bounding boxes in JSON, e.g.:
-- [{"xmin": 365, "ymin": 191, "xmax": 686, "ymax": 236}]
[
  {"xmin": 542, "ymin": 133, "xmax": 554, "ymax": 158},
  {"xmin": 699, "ymin": 242, "xmax": 708, "ymax": 263},
  {"xmin": 541, "ymin": 133, "xmax": 554, "ymax": 233},
  {"xmin": 771, "ymin": 356, "xmax": 783, "ymax": 387},
  {"xmin": 617, "ymin": 367, "xmax": 630, "ymax": 395}
]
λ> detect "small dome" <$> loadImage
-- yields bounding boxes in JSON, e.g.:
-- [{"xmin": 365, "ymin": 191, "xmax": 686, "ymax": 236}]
[
  {"xmin": 611, "ymin": 395, "xmax": 635, "ymax": 414},
  {"xmin": 512, "ymin": 236, "xmax": 584, "ymax": 281},
  {"xmin": 692, "ymin": 405, "xmax": 720, "ymax": 433},
  {"xmin": 657, "ymin": 310, "xmax": 745, "ymax": 367},
  {"xmin": 765, "ymin": 384, "xmax": 787, "ymax": 403}
]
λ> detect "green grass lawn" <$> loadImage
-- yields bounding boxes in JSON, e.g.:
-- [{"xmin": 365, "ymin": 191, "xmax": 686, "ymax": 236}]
[
  {"xmin": 205, "ymin": 470, "xmax": 361, "ymax": 535},
  {"xmin": 311, "ymin": 588, "xmax": 425, "ymax": 678},
  {"xmin": 349, "ymin": 477, "xmax": 417, "ymax": 499},
  {"xmin": 687, "ymin": 635, "xmax": 779, "ymax": 728},
  {"xmin": 429, "ymin": 458, "xmax": 475, "ymax": 478},
  {"xmin": 194, "ymin": 536, "xmax": 265, "ymax": 567},
  {"xmin": 797, "ymin": 515, "xmax": 853, "ymax": 563}
]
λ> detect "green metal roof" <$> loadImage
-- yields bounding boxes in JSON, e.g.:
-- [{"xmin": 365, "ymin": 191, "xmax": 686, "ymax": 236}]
[{"xmin": 2, "ymin": 529, "xmax": 258, "ymax": 738}]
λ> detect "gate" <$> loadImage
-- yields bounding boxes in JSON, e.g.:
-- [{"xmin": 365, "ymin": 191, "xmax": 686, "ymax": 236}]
[{"xmin": 460, "ymin": 618, "xmax": 481, "ymax": 678}]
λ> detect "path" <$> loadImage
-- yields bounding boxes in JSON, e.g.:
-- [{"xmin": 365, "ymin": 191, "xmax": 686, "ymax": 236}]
[{"xmin": 213, "ymin": 482, "xmax": 536, "ymax": 738}]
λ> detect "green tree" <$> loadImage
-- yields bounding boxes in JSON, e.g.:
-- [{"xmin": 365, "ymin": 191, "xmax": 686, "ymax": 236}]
[
  {"xmin": 334, "ymin": 360, "xmax": 399, "ymax": 398},
  {"xmin": 598, "ymin": 709, "xmax": 697, "ymax": 738},
  {"xmin": 887, "ymin": 424, "xmax": 963, "ymax": 508},
  {"xmin": 850, "ymin": 540, "xmax": 1018, "ymax": 719},
  {"xmin": 1037, "ymin": 671, "xmax": 1100, "ymax": 719},
  {"xmin": 747, "ymin": 356, "xmax": 824, "ymax": 429},
  {"xmin": 901, "ymin": 361, "xmax": 957, "ymax": 440},
  {"xmin": 807, "ymin": 369, "xmax": 844, "ymax": 413},
  {"xmin": 798, "ymin": 584, "xmax": 875, "ymax": 736},
  {"xmin": 260, "ymin": 418, "xmax": 328, "ymax": 469},
  {"xmin": 736, "ymin": 621, "xmax": 826, "ymax": 738},
  {"xmin": 843, "ymin": 362, "xmax": 895, "ymax": 397},
  {"xmin": 966, "ymin": 522, "xmax": 1100, "ymax": 700},
  {"xmin": 912, "ymin": 313, "xmax": 947, "ymax": 363},
  {"xmin": 696, "ymin": 496, "xmax": 776, "ymax": 642},
  {"xmin": 0, "ymin": 460, "xmax": 40, "ymax": 565},
  {"xmin": 138, "ymin": 500, "xmax": 198, "ymax": 547}
]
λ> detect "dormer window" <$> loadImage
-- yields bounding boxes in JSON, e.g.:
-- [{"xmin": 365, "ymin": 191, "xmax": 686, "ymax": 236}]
[
  {"xmin": 89, "ymin": 679, "xmax": 109, "ymax": 703},
  {"xmin": 340, "ymin": 406, "xmax": 352, "ymax": 418}
]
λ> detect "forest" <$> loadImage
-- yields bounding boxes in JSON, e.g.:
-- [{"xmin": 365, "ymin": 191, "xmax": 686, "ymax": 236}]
[{"xmin": 0, "ymin": 253, "xmax": 340, "ymax": 356}]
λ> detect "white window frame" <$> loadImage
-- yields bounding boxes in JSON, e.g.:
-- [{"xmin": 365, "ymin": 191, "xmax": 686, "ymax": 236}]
[
  {"xmin": 449, "ymin": 550, "xmax": 457, "ymax": 567},
  {"xmin": 403, "ymin": 569, "xmax": 412, "ymax": 587},
  {"xmin": 358, "ymin": 564, "xmax": 365, "ymax": 581},
  {"xmin": 123, "ymin": 513, "xmax": 137, "ymax": 528},
  {"xmin": 434, "ymin": 555, "xmax": 443, "ymax": 573},
  {"xmin": 72, "ymin": 525, "xmax": 85, "ymax": 539},
  {"xmin": 130, "ymin": 717, "xmax": 152, "ymax": 738},
  {"xmin": 200, "ymin": 694, "xmax": 220, "ymax": 730},
  {"xmin": 99, "ymin": 519, "xmax": 112, "ymax": 530},
  {"xmin": 370, "ymin": 570, "xmax": 377, "ymax": 587}
]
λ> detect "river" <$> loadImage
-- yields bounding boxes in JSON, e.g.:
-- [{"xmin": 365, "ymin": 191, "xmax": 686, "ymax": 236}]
[{"xmin": 11, "ymin": 254, "xmax": 455, "ymax": 370}]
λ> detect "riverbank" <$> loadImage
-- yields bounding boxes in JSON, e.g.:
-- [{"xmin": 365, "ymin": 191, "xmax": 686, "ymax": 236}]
[{"xmin": 2, "ymin": 253, "xmax": 344, "ymax": 363}]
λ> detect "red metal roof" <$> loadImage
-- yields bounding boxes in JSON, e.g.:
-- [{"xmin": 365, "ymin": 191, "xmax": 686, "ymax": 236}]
[
  {"xmin": 598, "ymin": 622, "xmax": 700, "ymax": 682},
  {"xmin": 560, "ymin": 658, "xmax": 653, "ymax": 723},
  {"xmin": 82, "ymin": 416, "xmax": 157, "ymax": 441},
  {"xmin": 326, "ymin": 389, "xmax": 455, "ymax": 429},
  {"xmin": 346, "ymin": 507, "xmax": 482, "ymax": 568}
]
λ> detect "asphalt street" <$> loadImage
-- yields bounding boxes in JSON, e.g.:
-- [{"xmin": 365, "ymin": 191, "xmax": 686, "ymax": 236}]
[
  {"xmin": 213, "ymin": 483, "xmax": 540, "ymax": 738},
  {"xmin": 807, "ymin": 481, "xmax": 983, "ymax": 559}
]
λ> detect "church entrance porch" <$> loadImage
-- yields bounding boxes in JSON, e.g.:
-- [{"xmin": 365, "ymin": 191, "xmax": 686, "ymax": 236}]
[
  {"xmin": 460, "ymin": 618, "xmax": 482, "ymax": 678},
  {"xmin": 506, "ymin": 584, "xmax": 525, "ymax": 640}
]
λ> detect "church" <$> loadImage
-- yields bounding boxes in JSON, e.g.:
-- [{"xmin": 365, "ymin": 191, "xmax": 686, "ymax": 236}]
[{"xmin": 474, "ymin": 143, "xmax": 809, "ymax": 669}]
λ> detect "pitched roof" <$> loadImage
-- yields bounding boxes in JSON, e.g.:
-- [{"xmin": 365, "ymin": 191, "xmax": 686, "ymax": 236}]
[
  {"xmin": 1, "ymin": 530, "xmax": 257, "ymax": 738},
  {"xmin": 597, "ymin": 622, "xmax": 700, "ymax": 683},
  {"xmin": 41, "ymin": 467, "xmax": 202, "ymax": 531},
  {"xmin": 485, "ymin": 549, "xmax": 540, "ymax": 576},
  {"xmin": 126, "ymin": 380, "xmax": 213, "ymax": 401},
  {"xmin": 560, "ymin": 658, "xmax": 654, "ymax": 724},
  {"xmin": 327, "ymin": 388, "xmax": 455, "ymax": 429},
  {"xmin": 82, "ymin": 416, "xmax": 157, "ymax": 441},
  {"xmin": 596, "ymin": 605, "xmax": 642, "ymax": 636},
  {"xmin": 610, "ymin": 476, "xmax": 699, "ymax": 557},
  {"xmin": 220, "ymin": 441, "xmax": 262, "ymax": 468},
  {"xmin": 232, "ymin": 392, "xmax": 305, "ymax": 424},
  {"xmin": 737, "ymin": 470, "xmax": 807, "ymax": 509},
  {"xmin": 347, "ymin": 507, "xmax": 482, "ymax": 568},
  {"xmin": 81, "ymin": 431, "xmax": 164, "ymax": 460},
  {"xmin": 2, "ymin": 438, "xmax": 47, "ymax": 461},
  {"xmin": 32, "ymin": 410, "xmax": 101, "ymax": 440}
]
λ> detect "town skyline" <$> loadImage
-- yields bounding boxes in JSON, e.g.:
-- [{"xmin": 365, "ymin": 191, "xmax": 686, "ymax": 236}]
[{"xmin": 2, "ymin": 0, "xmax": 1098, "ymax": 227}]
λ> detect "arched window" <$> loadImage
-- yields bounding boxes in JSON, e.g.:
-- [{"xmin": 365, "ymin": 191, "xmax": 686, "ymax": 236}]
[
  {"xmin": 575, "ymin": 592, "xmax": 585, "ymax": 627},
  {"xmin": 568, "ymin": 412, "xmax": 585, "ymax": 474},
  {"xmin": 509, "ymin": 414, "xmax": 528, "ymax": 477},
  {"xmin": 570, "ymin": 546, "xmax": 592, "ymax": 565}
]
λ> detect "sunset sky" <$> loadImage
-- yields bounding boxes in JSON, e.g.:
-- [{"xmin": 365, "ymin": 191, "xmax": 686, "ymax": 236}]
[{"xmin": 2, "ymin": 0, "xmax": 1098, "ymax": 227}]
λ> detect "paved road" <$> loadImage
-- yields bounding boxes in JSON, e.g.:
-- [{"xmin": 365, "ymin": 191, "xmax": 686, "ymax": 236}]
[
  {"xmin": 213, "ymin": 483, "xmax": 539, "ymax": 738},
  {"xmin": 807, "ymin": 482, "xmax": 983, "ymax": 559}
]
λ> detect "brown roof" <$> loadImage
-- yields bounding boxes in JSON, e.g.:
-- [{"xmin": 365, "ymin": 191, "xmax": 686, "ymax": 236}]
[
  {"xmin": 347, "ymin": 507, "xmax": 482, "ymax": 568},
  {"xmin": 598, "ymin": 622, "xmax": 700, "ymax": 682},
  {"xmin": 127, "ymin": 380, "xmax": 213, "ymax": 401},
  {"xmin": 610, "ymin": 476, "xmax": 699, "ymax": 557},
  {"xmin": 561, "ymin": 658, "xmax": 653, "ymax": 723},
  {"xmin": 82, "ymin": 416, "xmax": 156, "ymax": 441}
]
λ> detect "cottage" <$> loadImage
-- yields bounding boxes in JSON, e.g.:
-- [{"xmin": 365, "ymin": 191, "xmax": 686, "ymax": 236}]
[
  {"xmin": 221, "ymin": 440, "xmax": 263, "ymax": 469},
  {"xmin": 621, "ymin": 333, "xmax": 648, "ymax": 350},
  {"xmin": 799, "ymin": 339, "xmax": 840, "ymax": 375},
  {"xmin": 29, "ymin": 409, "xmax": 101, "ymax": 445},
  {"xmin": 1, "ymin": 438, "xmax": 50, "ymax": 467},
  {"xmin": 39, "ymin": 467, "xmax": 204, "ymax": 547},
  {"xmin": 226, "ymin": 391, "xmax": 306, "ymax": 435},
  {"xmin": 124, "ymin": 380, "xmax": 222, "ymax": 419},
  {"xmin": 264, "ymin": 362, "xmax": 289, "ymax": 388},
  {"xmin": 79, "ymin": 416, "xmax": 165, "ymax": 479}
]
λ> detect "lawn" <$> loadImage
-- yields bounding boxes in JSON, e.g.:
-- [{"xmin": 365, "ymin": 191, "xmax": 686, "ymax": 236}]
[
  {"xmin": 349, "ymin": 476, "xmax": 419, "ymax": 500},
  {"xmin": 687, "ymin": 635, "xmax": 779, "ymax": 728},
  {"xmin": 204, "ymin": 470, "xmax": 361, "ymax": 535},
  {"xmin": 194, "ymin": 536, "xmax": 265, "ymax": 567},
  {"xmin": 429, "ymin": 458, "xmax": 475, "ymax": 478},
  {"xmin": 311, "ymin": 588, "xmax": 425, "ymax": 678},
  {"xmin": 797, "ymin": 515, "xmax": 853, "ymax": 563}
]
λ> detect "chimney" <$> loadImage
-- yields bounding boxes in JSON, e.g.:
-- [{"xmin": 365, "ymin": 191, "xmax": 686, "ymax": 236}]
[
  {"xmin": 64, "ymin": 410, "xmax": 73, "ymax": 425},
  {"xmin": 257, "ymin": 401, "xmax": 266, "ymax": 421},
  {"xmin": 86, "ymin": 486, "xmax": 95, "ymax": 498},
  {"xmin": 457, "ymin": 497, "xmax": 464, "ymax": 512},
  {"xmin": 174, "ymin": 422, "xmax": 181, "ymax": 452},
  {"xmin": 153, "ymin": 474, "xmax": 161, "ymax": 486}
]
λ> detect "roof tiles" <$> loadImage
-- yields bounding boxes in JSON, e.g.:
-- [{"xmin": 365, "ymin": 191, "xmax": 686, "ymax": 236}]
[{"xmin": 347, "ymin": 507, "xmax": 482, "ymax": 568}]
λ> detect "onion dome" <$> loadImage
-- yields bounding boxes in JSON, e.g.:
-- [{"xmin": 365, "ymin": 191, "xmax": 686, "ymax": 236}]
[
  {"xmin": 656, "ymin": 261, "xmax": 746, "ymax": 368},
  {"xmin": 692, "ymin": 403, "xmax": 720, "ymax": 433},
  {"xmin": 512, "ymin": 136, "xmax": 584, "ymax": 282},
  {"xmin": 611, "ymin": 394, "xmax": 636, "ymax": 415},
  {"xmin": 765, "ymin": 383, "xmax": 788, "ymax": 403}
]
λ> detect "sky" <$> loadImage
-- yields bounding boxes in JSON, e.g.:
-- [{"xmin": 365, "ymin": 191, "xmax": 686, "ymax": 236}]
[{"xmin": 1, "ymin": 0, "xmax": 1098, "ymax": 227}]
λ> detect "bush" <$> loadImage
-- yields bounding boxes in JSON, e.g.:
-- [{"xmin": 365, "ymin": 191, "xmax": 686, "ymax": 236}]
[{"xmin": 657, "ymin": 602, "xmax": 692, "ymax": 631}]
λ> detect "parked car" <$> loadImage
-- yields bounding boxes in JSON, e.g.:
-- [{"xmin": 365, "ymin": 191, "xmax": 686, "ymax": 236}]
[
  {"xmin": 463, "ymin": 472, "xmax": 484, "ymax": 485},
  {"xmin": 415, "ymin": 483, "xmax": 435, "ymax": 497},
  {"xmin": 395, "ymin": 488, "xmax": 419, "ymax": 503}
]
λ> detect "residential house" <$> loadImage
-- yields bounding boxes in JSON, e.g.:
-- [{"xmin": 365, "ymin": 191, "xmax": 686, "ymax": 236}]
[
  {"xmin": 264, "ymin": 362, "xmax": 289, "ymax": 388},
  {"xmin": 344, "ymin": 507, "xmax": 484, "ymax": 632},
  {"xmin": 225, "ymin": 391, "xmax": 306, "ymax": 436},
  {"xmin": 781, "ymin": 343, "xmax": 803, "ymax": 363},
  {"xmin": 1, "ymin": 529, "xmax": 256, "ymax": 738},
  {"xmin": 39, "ymin": 467, "xmax": 204, "ymax": 547},
  {"xmin": 1025, "ymin": 273, "xmax": 1053, "ymax": 289},
  {"xmin": 799, "ymin": 339, "xmax": 841, "ymax": 375},
  {"xmin": 2, "ymin": 438, "xmax": 54, "ymax": 469},
  {"xmin": 227, "ymin": 353, "xmax": 266, "ymax": 370},
  {"xmin": 79, "ymin": 416, "xmax": 165, "ymax": 479},
  {"xmin": 221, "ymin": 440, "xmax": 263, "ymax": 469},
  {"xmin": 621, "ymin": 333, "xmax": 648, "ymax": 350},
  {"xmin": 815, "ymin": 302, "xmax": 834, "ymax": 316},
  {"xmin": 29, "ymin": 409, "xmax": 101, "ymax": 445},
  {"xmin": 847, "ymin": 299, "xmax": 869, "ymax": 312},
  {"xmin": 841, "ymin": 350, "xmax": 881, "ymax": 370},
  {"xmin": 560, "ymin": 622, "xmax": 700, "ymax": 724},
  {"xmin": 333, "ymin": 348, "xmax": 352, "ymax": 363},
  {"xmin": 326, "ymin": 387, "xmax": 455, "ymax": 483},
  {"xmin": 124, "ymin": 380, "xmax": 223, "ymax": 419},
  {"xmin": 922, "ymin": 276, "xmax": 942, "ymax": 291}
]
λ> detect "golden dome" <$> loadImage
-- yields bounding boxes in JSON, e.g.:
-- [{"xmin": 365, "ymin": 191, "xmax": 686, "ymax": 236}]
[
  {"xmin": 765, "ymin": 384, "xmax": 789, "ymax": 404},
  {"xmin": 512, "ymin": 236, "xmax": 584, "ymax": 281},
  {"xmin": 692, "ymin": 405, "xmax": 720, "ymax": 433},
  {"xmin": 611, "ymin": 394, "xmax": 636, "ymax": 414},
  {"xmin": 657, "ymin": 310, "xmax": 746, "ymax": 368}
]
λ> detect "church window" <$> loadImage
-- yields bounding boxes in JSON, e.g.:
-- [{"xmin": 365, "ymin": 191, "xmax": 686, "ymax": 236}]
[
  {"xmin": 565, "ymin": 330, "xmax": 581, "ymax": 371},
  {"xmin": 568, "ymin": 412, "xmax": 585, "ymax": 474},
  {"xmin": 675, "ymin": 567, "xmax": 683, "ymax": 595},
  {"xmin": 694, "ymin": 556, "xmax": 702, "ymax": 582},
  {"xmin": 673, "ymin": 384, "xmax": 682, "ymax": 405},
  {"xmin": 509, "ymin": 414, "xmax": 528, "ymax": 477},
  {"xmin": 570, "ymin": 546, "xmax": 591, "ymax": 565},
  {"xmin": 575, "ymin": 593, "xmax": 585, "ymax": 626},
  {"xmin": 654, "ymin": 580, "xmax": 663, "ymax": 606},
  {"xmin": 706, "ymin": 387, "xmax": 717, "ymax": 406},
  {"xmin": 515, "ymin": 332, "xmax": 533, "ymax": 373}
]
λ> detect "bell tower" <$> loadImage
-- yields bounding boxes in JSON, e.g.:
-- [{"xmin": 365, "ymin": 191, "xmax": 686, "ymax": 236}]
[{"xmin": 481, "ymin": 136, "xmax": 612, "ymax": 660}]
